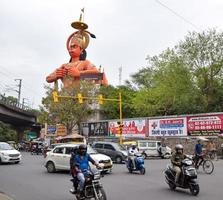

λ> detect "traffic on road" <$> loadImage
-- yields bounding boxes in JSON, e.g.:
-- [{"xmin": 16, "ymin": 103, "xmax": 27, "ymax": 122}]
[{"xmin": 0, "ymin": 139, "xmax": 222, "ymax": 200}]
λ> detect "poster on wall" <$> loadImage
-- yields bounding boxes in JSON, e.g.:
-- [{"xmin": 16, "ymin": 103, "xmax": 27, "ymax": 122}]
[
  {"xmin": 108, "ymin": 119, "xmax": 146, "ymax": 138},
  {"xmin": 187, "ymin": 115, "xmax": 223, "ymax": 136},
  {"xmin": 81, "ymin": 122, "xmax": 109, "ymax": 137},
  {"xmin": 148, "ymin": 118, "xmax": 187, "ymax": 137}
]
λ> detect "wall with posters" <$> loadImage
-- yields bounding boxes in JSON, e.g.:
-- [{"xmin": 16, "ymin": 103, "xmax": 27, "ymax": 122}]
[
  {"xmin": 148, "ymin": 117, "xmax": 187, "ymax": 137},
  {"xmin": 187, "ymin": 114, "xmax": 223, "ymax": 136},
  {"xmin": 109, "ymin": 118, "xmax": 147, "ymax": 138},
  {"xmin": 81, "ymin": 112, "xmax": 223, "ymax": 139}
]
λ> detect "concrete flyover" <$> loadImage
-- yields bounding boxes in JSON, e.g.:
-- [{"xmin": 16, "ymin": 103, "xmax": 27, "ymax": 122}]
[
  {"xmin": 0, "ymin": 101, "xmax": 36, "ymax": 126},
  {"xmin": 0, "ymin": 95, "xmax": 37, "ymax": 140}
]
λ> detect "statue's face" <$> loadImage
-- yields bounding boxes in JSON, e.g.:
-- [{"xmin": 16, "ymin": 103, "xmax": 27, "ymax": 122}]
[{"xmin": 68, "ymin": 40, "xmax": 82, "ymax": 58}]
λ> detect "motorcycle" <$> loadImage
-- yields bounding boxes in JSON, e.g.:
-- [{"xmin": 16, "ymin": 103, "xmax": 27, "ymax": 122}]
[
  {"xmin": 70, "ymin": 168, "xmax": 107, "ymax": 200},
  {"xmin": 126, "ymin": 153, "xmax": 145, "ymax": 174},
  {"xmin": 164, "ymin": 158, "xmax": 199, "ymax": 196}
]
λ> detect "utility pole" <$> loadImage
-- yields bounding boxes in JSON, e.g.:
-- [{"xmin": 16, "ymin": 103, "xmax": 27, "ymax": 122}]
[
  {"xmin": 14, "ymin": 79, "xmax": 22, "ymax": 104},
  {"xmin": 22, "ymin": 98, "xmax": 28, "ymax": 108}
]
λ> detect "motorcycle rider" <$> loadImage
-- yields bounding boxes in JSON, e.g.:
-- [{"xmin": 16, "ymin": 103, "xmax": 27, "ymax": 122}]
[
  {"xmin": 171, "ymin": 144, "xmax": 187, "ymax": 185},
  {"xmin": 128, "ymin": 144, "xmax": 139, "ymax": 169},
  {"xmin": 73, "ymin": 144, "xmax": 100, "ymax": 198}
]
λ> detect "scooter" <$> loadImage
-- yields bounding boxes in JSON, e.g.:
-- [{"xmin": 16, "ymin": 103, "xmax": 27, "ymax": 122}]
[
  {"xmin": 126, "ymin": 153, "xmax": 145, "ymax": 174},
  {"xmin": 164, "ymin": 158, "xmax": 199, "ymax": 196}
]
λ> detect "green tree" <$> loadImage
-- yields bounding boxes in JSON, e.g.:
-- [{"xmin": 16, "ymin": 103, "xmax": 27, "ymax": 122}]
[
  {"xmin": 100, "ymin": 85, "xmax": 137, "ymax": 119},
  {"xmin": 128, "ymin": 29, "xmax": 223, "ymax": 116},
  {"xmin": 132, "ymin": 49, "xmax": 200, "ymax": 116},
  {"xmin": 178, "ymin": 29, "xmax": 223, "ymax": 112},
  {"xmin": 0, "ymin": 121, "xmax": 17, "ymax": 142},
  {"xmin": 5, "ymin": 96, "xmax": 18, "ymax": 104},
  {"xmin": 40, "ymin": 81, "xmax": 97, "ymax": 134}
]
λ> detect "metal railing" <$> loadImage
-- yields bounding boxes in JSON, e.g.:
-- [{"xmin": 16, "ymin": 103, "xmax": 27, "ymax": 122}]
[{"xmin": 0, "ymin": 94, "xmax": 34, "ymax": 114}]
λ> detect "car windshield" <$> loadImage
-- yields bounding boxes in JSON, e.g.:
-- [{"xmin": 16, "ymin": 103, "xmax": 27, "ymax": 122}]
[
  {"xmin": 0, "ymin": 143, "xmax": 14, "ymax": 150},
  {"xmin": 49, "ymin": 144, "xmax": 57, "ymax": 149},
  {"xmin": 112, "ymin": 143, "xmax": 125, "ymax": 151},
  {"xmin": 87, "ymin": 145, "xmax": 97, "ymax": 154}
]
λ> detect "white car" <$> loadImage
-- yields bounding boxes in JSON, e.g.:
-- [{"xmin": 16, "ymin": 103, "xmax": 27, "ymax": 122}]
[
  {"xmin": 44, "ymin": 144, "xmax": 113, "ymax": 173},
  {"xmin": 137, "ymin": 140, "xmax": 172, "ymax": 159},
  {"xmin": 0, "ymin": 142, "xmax": 21, "ymax": 164}
]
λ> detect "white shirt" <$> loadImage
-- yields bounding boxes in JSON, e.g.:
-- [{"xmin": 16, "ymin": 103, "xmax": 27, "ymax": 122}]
[{"xmin": 128, "ymin": 147, "xmax": 138, "ymax": 156}]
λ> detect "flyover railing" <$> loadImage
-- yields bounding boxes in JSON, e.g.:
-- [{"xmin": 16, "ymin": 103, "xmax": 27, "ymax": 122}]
[{"xmin": 0, "ymin": 94, "xmax": 36, "ymax": 115}]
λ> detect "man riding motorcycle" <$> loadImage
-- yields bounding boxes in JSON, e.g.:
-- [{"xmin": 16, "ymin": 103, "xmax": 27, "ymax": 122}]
[
  {"xmin": 128, "ymin": 144, "xmax": 139, "ymax": 169},
  {"xmin": 171, "ymin": 144, "xmax": 187, "ymax": 185},
  {"xmin": 72, "ymin": 144, "xmax": 100, "ymax": 198}
]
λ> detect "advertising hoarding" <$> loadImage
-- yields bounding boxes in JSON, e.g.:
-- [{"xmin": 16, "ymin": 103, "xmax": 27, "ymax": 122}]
[
  {"xmin": 109, "ymin": 119, "xmax": 146, "ymax": 138},
  {"xmin": 56, "ymin": 124, "xmax": 67, "ymax": 136},
  {"xmin": 148, "ymin": 117, "xmax": 187, "ymax": 137},
  {"xmin": 82, "ymin": 122, "xmax": 109, "ymax": 137},
  {"xmin": 187, "ymin": 115, "xmax": 223, "ymax": 136}
]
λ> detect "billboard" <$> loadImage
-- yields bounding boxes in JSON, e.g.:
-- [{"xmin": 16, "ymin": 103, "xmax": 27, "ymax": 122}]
[
  {"xmin": 108, "ymin": 119, "xmax": 146, "ymax": 138},
  {"xmin": 47, "ymin": 126, "xmax": 56, "ymax": 135},
  {"xmin": 82, "ymin": 122, "xmax": 109, "ymax": 137},
  {"xmin": 148, "ymin": 117, "xmax": 187, "ymax": 137},
  {"xmin": 56, "ymin": 124, "xmax": 67, "ymax": 136},
  {"xmin": 187, "ymin": 115, "xmax": 223, "ymax": 136}
]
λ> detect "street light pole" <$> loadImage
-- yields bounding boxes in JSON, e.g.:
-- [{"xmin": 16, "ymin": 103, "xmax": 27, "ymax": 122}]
[{"xmin": 14, "ymin": 79, "xmax": 22, "ymax": 104}]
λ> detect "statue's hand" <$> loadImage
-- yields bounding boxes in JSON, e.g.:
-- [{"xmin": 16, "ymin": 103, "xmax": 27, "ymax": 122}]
[
  {"xmin": 56, "ymin": 68, "xmax": 66, "ymax": 78},
  {"xmin": 67, "ymin": 67, "xmax": 80, "ymax": 77}
]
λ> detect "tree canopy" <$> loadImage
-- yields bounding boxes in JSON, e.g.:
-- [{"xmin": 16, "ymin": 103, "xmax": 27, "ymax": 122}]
[
  {"xmin": 39, "ymin": 81, "xmax": 97, "ymax": 133},
  {"xmin": 0, "ymin": 121, "xmax": 17, "ymax": 142}
]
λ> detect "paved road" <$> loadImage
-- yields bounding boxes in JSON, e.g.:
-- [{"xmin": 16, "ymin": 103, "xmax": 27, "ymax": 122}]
[{"xmin": 0, "ymin": 153, "xmax": 222, "ymax": 200}]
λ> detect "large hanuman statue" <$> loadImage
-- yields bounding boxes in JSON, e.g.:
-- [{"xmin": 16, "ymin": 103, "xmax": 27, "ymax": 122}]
[{"xmin": 46, "ymin": 10, "xmax": 108, "ymax": 88}]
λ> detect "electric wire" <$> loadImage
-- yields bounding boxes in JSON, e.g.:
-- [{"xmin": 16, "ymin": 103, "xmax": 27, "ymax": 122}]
[{"xmin": 155, "ymin": 0, "xmax": 201, "ymax": 31}]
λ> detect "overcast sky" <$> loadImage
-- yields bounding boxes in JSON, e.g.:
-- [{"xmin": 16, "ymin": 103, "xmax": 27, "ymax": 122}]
[{"xmin": 1, "ymin": 0, "xmax": 223, "ymax": 108}]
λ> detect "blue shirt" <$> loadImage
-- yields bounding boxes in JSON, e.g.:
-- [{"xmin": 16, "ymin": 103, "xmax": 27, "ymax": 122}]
[
  {"xmin": 74, "ymin": 153, "xmax": 95, "ymax": 171},
  {"xmin": 195, "ymin": 143, "xmax": 202, "ymax": 155}
]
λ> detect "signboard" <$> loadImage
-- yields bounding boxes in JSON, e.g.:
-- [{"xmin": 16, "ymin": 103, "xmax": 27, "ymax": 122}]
[
  {"xmin": 149, "ymin": 118, "xmax": 187, "ymax": 137},
  {"xmin": 82, "ymin": 122, "xmax": 108, "ymax": 137},
  {"xmin": 187, "ymin": 115, "xmax": 223, "ymax": 136},
  {"xmin": 56, "ymin": 124, "xmax": 67, "ymax": 136},
  {"xmin": 27, "ymin": 132, "xmax": 37, "ymax": 140},
  {"xmin": 109, "ymin": 119, "xmax": 146, "ymax": 138},
  {"xmin": 47, "ymin": 125, "xmax": 56, "ymax": 135}
]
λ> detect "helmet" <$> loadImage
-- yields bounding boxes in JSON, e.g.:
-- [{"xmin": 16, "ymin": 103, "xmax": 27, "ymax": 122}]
[
  {"xmin": 175, "ymin": 144, "xmax": 183, "ymax": 153},
  {"xmin": 132, "ymin": 145, "xmax": 136, "ymax": 149},
  {"xmin": 79, "ymin": 144, "xmax": 87, "ymax": 155}
]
